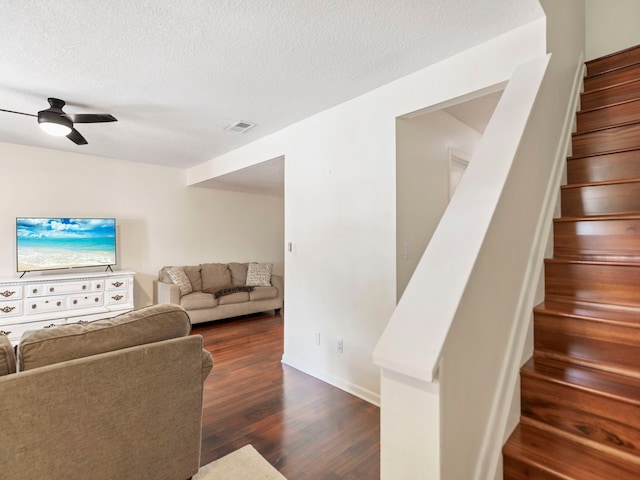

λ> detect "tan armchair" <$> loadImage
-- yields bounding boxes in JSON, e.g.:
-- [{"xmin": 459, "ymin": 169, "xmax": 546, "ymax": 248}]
[{"xmin": 0, "ymin": 304, "xmax": 212, "ymax": 480}]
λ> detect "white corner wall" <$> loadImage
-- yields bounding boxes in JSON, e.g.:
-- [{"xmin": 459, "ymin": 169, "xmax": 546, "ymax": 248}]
[
  {"xmin": 586, "ymin": 0, "xmax": 640, "ymax": 60},
  {"xmin": 396, "ymin": 110, "xmax": 482, "ymax": 300},
  {"xmin": 188, "ymin": 19, "xmax": 546, "ymax": 404},
  {"xmin": 0, "ymin": 142, "xmax": 284, "ymax": 305}
]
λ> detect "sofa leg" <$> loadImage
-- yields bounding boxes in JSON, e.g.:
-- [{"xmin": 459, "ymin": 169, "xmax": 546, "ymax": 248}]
[{"xmin": 275, "ymin": 308, "xmax": 281, "ymax": 314}]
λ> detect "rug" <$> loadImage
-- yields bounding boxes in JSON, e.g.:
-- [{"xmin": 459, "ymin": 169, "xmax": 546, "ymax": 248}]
[{"xmin": 193, "ymin": 444, "xmax": 286, "ymax": 480}]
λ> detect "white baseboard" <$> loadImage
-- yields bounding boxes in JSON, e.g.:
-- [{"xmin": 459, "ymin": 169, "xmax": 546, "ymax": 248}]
[{"xmin": 281, "ymin": 354, "xmax": 381, "ymax": 407}]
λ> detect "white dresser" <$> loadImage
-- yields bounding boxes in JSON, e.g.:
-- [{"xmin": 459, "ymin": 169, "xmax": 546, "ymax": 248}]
[{"xmin": 0, "ymin": 271, "xmax": 135, "ymax": 345}]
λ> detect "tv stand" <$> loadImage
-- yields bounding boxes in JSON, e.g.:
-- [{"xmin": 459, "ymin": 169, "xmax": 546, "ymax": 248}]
[{"xmin": 0, "ymin": 271, "xmax": 135, "ymax": 345}]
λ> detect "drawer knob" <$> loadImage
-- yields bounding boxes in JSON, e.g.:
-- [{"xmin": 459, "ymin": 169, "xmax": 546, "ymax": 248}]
[
  {"xmin": 43, "ymin": 324, "xmax": 56, "ymax": 329},
  {"xmin": 82, "ymin": 285, "xmax": 87, "ymax": 290},
  {"xmin": 94, "ymin": 297, "xmax": 100, "ymax": 302},
  {"xmin": 111, "ymin": 281, "xmax": 124, "ymax": 288},
  {"xmin": 0, "ymin": 290, "xmax": 16, "ymax": 298},
  {"xmin": 77, "ymin": 320, "xmax": 88, "ymax": 325},
  {"xmin": 49, "ymin": 287, "xmax": 55, "ymax": 293},
  {"xmin": 96, "ymin": 283, "xmax": 101, "ymax": 289},
  {"xmin": 0, "ymin": 330, "xmax": 11, "ymax": 335},
  {"xmin": 0, "ymin": 306, "xmax": 16, "ymax": 314},
  {"xmin": 32, "ymin": 288, "xmax": 38, "ymax": 294},
  {"xmin": 31, "ymin": 304, "xmax": 37, "ymax": 310},
  {"xmin": 56, "ymin": 301, "xmax": 62, "ymax": 307},
  {"xmin": 73, "ymin": 299, "xmax": 78, "ymax": 305},
  {"xmin": 111, "ymin": 295, "xmax": 124, "ymax": 301}
]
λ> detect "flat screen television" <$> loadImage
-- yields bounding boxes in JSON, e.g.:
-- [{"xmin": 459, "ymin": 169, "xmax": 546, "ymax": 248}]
[{"xmin": 16, "ymin": 217, "xmax": 117, "ymax": 273}]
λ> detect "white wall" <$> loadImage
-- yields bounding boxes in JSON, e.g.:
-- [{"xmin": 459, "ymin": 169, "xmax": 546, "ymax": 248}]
[
  {"xmin": 188, "ymin": 19, "xmax": 546, "ymax": 404},
  {"xmin": 396, "ymin": 110, "xmax": 482, "ymax": 300},
  {"xmin": 586, "ymin": 0, "xmax": 640, "ymax": 60},
  {"xmin": 0, "ymin": 142, "xmax": 284, "ymax": 306}
]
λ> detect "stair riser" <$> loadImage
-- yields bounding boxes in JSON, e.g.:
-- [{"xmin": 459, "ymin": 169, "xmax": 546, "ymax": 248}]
[
  {"xmin": 577, "ymin": 99, "xmax": 640, "ymax": 133},
  {"xmin": 561, "ymin": 182, "xmax": 640, "ymax": 217},
  {"xmin": 584, "ymin": 63, "xmax": 640, "ymax": 93},
  {"xmin": 581, "ymin": 80, "xmax": 640, "ymax": 111},
  {"xmin": 535, "ymin": 314, "xmax": 640, "ymax": 373},
  {"xmin": 572, "ymin": 123, "xmax": 640, "ymax": 157},
  {"xmin": 521, "ymin": 375, "xmax": 640, "ymax": 456},
  {"xmin": 545, "ymin": 261, "xmax": 640, "ymax": 308},
  {"xmin": 567, "ymin": 150, "xmax": 640, "ymax": 184},
  {"xmin": 554, "ymin": 218, "xmax": 640, "ymax": 262},
  {"xmin": 586, "ymin": 46, "xmax": 640, "ymax": 77}
]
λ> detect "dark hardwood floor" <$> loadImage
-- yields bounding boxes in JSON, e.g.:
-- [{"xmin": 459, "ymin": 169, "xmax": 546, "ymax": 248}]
[{"xmin": 192, "ymin": 311, "xmax": 380, "ymax": 479}]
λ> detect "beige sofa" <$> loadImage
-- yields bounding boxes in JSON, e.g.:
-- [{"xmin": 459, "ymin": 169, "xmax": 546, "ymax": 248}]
[
  {"xmin": 153, "ymin": 262, "xmax": 283, "ymax": 324},
  {"xmin": 0, "ymin": 304, "xmax": 213, "ymax": 480}
]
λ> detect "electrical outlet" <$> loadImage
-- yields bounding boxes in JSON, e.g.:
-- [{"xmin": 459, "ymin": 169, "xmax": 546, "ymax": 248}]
[
  {"xmin": 315, "ymin": 332, "xmax": 321, "ymax": 346},
  {"xmin": 337, "ymin": 339, "xmax": 343, "ymax": 353}
]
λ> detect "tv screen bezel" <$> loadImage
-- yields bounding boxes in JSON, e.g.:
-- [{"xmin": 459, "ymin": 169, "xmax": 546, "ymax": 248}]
[{"xmin": 16, "ymin": 217, "xmax": 117, "ymax": 274}]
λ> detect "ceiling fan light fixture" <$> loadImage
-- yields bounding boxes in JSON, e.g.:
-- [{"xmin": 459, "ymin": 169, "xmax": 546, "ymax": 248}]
[{"xmin": 38, "ymin": 111, "xmax": 72, "ymax": 136}]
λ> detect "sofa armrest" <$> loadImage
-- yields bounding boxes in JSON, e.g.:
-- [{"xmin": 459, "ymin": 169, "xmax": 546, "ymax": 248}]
[
  {"xmin": 153, "ymin": 280, "xmax": 181, "ymax": 305},
  {"xmin": 271, "ymin": 274, "xmax": 284, "ymax": 300}
]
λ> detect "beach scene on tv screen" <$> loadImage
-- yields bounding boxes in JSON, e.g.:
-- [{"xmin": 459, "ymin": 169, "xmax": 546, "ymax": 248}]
[{"xmin": 17, "ymin": 218, "xmax": 116, "ymax": 272}]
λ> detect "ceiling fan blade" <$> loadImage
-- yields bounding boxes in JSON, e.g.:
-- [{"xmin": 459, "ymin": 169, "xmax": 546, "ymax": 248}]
[
  {"xmin": 67, "ymin": 128, "xmax": 88, "ymax": 145},
  {"xmin": 0, "ymin": 108, "xmax": 37, "ymax": 117},
  {"xmin": 70, "ymin": 113, "xmax": 117, "ymax": 123}
]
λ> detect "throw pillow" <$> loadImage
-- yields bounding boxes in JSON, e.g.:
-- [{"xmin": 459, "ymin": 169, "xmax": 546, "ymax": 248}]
[
  {"xmin": 246, "ymin": 263, "xmax": 273, "ymax": 287},
  {"xmin": 166, "ymin": 267, "xmax": 193, "ymax": 295},
  {"xmin": 201, "ymin": 263, "xmax": 232, "ymax": 291},
  {"xmin": 183, "ymin": 265, "xmax": 203, "ymax": 292}
]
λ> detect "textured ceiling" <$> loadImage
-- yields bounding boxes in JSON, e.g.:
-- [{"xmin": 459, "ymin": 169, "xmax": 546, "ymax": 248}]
[{"xmin": 0, "ymin": 1, "xmax": 543, "ymax": 170}]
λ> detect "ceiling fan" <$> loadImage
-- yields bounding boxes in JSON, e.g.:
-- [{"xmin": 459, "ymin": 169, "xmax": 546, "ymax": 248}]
[{"xmin": 0, "ymin": 97, "xmax": 117, "ymax": 145}]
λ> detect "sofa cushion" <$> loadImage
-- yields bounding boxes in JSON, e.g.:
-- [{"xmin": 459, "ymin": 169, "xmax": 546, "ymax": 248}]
[
  {"xmin": 246, "ymin": 263, "xmax": 273, "ymax": 287},
  {"xmin": 180, "ymin": 291, "xmax": 217, "ymax": 310},
  {"xmin": 167, "ymin": 267, "xmax": 193, "ymax": 295},
  {"xmin": 249, "ymin": 286, "xmax": 279, "ymax": 301},
  {"xmin": 218, "ymin": 291, "xmax": 250, "ymax": 305},
  {"xmin": 228, "ymin": 262, "xmax": 249, "ymax": 285},
  {"xmin": 0, "ymin": 334, "xmax": 16, "ymax": 376},
  {"xmin": 201, "ymin": 263, "xmax": 231, "ymax": 291},
  {"xmin": 183, "ymin": 265, "xmax": 203, "ymax": 292},
  {"xmin": 18, "ymin": 304, "xmax": 191, "ymax": 371}
]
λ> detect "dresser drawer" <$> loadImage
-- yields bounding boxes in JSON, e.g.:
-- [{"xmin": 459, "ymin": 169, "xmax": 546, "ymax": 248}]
[
  {"xmin": 105, "ymin": 290, "xmax": 130, "ymax": 306},
  {"xmin": 26, "ymin": 296, "xmax": 67, "ymax": 314},
  {"xmin": 0, "ymin": 286, "xmax": 22, "ymax": 301},
  {"xmin": 0, "ymin": 300, "xmax": 23, "ymax": 319},
  {"xmin": 69, "ymin": 293, "xmax": 103, "ymax": 309},
  {"xmin": 106, "ymin": 277, "xmax": 130, "ymax": 291},
  {"xmin": 42, "ymin": 280, "xmax": 93, "ymax": 296}
]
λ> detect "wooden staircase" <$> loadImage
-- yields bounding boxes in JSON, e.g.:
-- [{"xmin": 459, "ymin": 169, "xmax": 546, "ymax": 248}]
[{"xmin": 503, "ymin": 45, "xmax": 640, "ymax": 479}]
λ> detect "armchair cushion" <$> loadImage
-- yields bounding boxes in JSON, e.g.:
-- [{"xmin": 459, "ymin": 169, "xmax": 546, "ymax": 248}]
[{"xmin": 18, "ymin": 304, "xmax": 191, "ymax": 371}]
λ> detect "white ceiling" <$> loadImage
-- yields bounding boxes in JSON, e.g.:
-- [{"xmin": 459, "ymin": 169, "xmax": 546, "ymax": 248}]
[{"xmin": 0, "ymin": 1, "xmax": 542, "ymax": 173}]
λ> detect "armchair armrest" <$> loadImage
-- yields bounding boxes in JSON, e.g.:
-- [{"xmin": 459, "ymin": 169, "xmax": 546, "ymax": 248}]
[{"xmin": 153, "ymin": 280, "xmax": 181, "ymax": 305}]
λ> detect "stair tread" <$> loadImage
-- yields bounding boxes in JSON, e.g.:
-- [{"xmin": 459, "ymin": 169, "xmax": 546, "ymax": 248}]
[
  {"xmin": 535, "ymin": 300, "xmax": 640, "ymax": 326},
  {"xmin": 560, "ymin": 177, "xmax": 640, "ymax": 190},
  {"xmin": 572, "ymin": 119, "xmax": 640, "ymax": 137},
  {"xmin": 568, "ymin": 145, "xmax": 640, "ymax": 161},
  {"xmin": 545, "ymin": 257, "xmax": 640, "ymax": 267},
  {"xmin": 523, "ymin": 357, "xmax": 640, "ymax": 403},
  {"xmin": 554, "ymin": 213, "xmax": 640, "ymax": 222},
  {"xmin": 504, "ymin": 423, "xmax": 640, "ymax": 478},
  {"xmin": 579, "ymin": 96, "xmax": 640, "ymax": 115}
]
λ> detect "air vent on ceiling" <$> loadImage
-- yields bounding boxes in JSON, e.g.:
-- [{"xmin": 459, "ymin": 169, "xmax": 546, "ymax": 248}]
[{"xmin": 225, "ymin": 121, "xmax": 256, "ymax": 133}]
